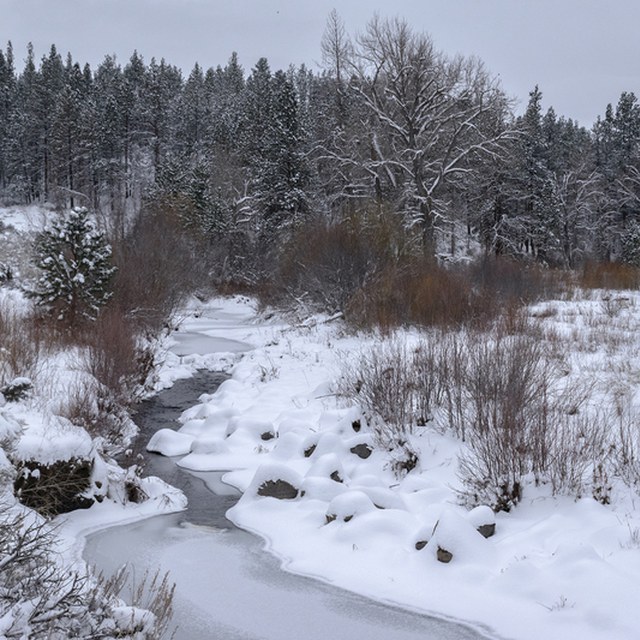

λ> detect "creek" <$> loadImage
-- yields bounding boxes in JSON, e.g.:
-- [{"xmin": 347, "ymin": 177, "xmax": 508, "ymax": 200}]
[{"xmin": 84, "ymin": 336, "xmax": 491, "ymax": 640}]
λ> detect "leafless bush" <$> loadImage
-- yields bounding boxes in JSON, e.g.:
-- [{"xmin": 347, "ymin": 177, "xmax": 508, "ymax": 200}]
[
  {"xmin": 0, "ymin": 501, "xmax": 175, "ymax": 639},
  {"xmin": 610, "ymin": 399, "xmax": 640, "ymax": 489},
  {"xmin": 457, "ymin": 333, "xmax": 557, "ymax": 510},
  {"xmin": 109, "ymin": 204, "xmax": 207, "ymax": 334},
  {"xmin": 579, "ymin": 261, "xmax": 640, "ymax": 290},
  {"xmin": 339, "ymin": 339, "xmax": 421, "ymax": 476},
  {"xmin": 546, "ymin": 412, "xmax": 609, "ymax": 498},
  {"xmin": 93, "ymin": 565, "xmax": 176, "ymax": 640},
  {"xmin": 340, "ymin": 340, "xmax": 415, "ymax": 445},
  {"xmin": 13, "ymin": 457, "xmax": 94, "ymax": 516},
  {"xmin": 273, "ymin": 209, "xmax": 409, "ymax": 314},
  {"xmin": 0, "ymin": 299, "xmax": 44, "ymax": 386},
  {"xmin": 59, "ymin": 379, "xmax": 133, "ymax": 451},
  {"xmin": 83, "ymin": 309, "xmax": 155, "ymax": 405}
]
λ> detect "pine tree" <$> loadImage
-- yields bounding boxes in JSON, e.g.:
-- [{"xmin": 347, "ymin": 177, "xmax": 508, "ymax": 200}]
[{"xmin": 33, "ymin": 207, "xmax": 116, "ymax": 324}]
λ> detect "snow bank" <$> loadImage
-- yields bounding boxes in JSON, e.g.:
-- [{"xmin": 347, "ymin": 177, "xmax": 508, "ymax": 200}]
[
  {"xmin": 146, "ymin": 428, "xmax": 194, "ymax": 457},
  {"xmin": 12, "ymin": 414, "xmax": 93, "ymax": 464},
  {"xmin": 156, "ymin": 294, "xmax": 640, "ymax": 640}
]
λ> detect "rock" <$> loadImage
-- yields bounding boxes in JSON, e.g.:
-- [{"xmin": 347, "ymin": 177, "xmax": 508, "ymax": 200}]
[
  {"xmin": 350, "ymin": 443, "xmax": 372, "ymax": 459},
  {"xmin": 257, "ymin": 479, "xmax": 299, "ymax": 500},
  {"xmin": 351, "ymin": 419, "xmax": 361, "ymax": 432},
  {"xmin": 325, "ymin": 490, "xmax": 375, "ymax": 524},
  {"xmin": 415, "ymin": 540, "xmax": 428, "ymax": 551},
  {"xmin": 437, "ymin": 546, "xmax": 453, "ymax": 563},
  {"xmin": 303, "ymin": 443, "xmax": 317, "ymax": 457},
  {"xmin": 477, "ymin": 523, "xmax": 496, "ymax": 538},
  {"xmin": 247, "ymin": 464, "xmax": 302, "ymax": 501},
  {"xmin": 260, "ymin": 430, "xmax": 276, "ymax": 441},
  {"xmin": 467, "ymin": 505, "xmax": 496, "ymax": 538}
]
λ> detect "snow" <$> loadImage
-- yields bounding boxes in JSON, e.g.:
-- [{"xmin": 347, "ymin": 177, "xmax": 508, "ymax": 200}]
[
  {"xmin": 3, "ymin": 249, "xmax": 640, "ymax": 640},
  {"xmin": 12, "ymin": 413, "xmax": 93, "ymax": 464},
  {"xmin": 146, "ymin": 428, "xmax": 194, "ymax": 457},
  {"xmin": 137, "ymin": 293, "xmax": 640, "ymax": 640}
]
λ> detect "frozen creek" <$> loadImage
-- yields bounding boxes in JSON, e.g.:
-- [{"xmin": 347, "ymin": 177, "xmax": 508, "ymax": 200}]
[{"xmin": 84, "ymin": 333, "xmax": 492, "ymax": 640}]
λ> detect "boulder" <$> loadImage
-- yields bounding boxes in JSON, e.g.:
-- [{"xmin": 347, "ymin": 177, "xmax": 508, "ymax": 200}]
[
  {"xmin": 325, "ymin": 490, "xmax": 375, "ymax": 524},
  {"xmin": 257, "ymin": 479, "xmax": 299, "ymax": 500},
  {"xmin": 247, "ymin": 463, "xmax": 302, "ymax": 501},
  {"xmin": 437, "ymin": 546, "xmax": 453, "ymax": 563},
  {"xmin": 349, "ymin": 441, "xmax": 373, "ymax": 459},
  {"xmin": 467, "ymin": 505, "xmax": 496, "ymax": 538}
]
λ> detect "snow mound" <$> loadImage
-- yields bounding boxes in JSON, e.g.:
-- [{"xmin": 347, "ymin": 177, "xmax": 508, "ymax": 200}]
[
  {"xmin": 306, "ymin": 452, "xmax": 348, "ymax": 484},
  {"xmin": 146, "ymin": 429, "xmax": 194, "ymax": 457},
  {"xmin": 326, "ymin": 490, "xmax": 376, "ymax": 523},
  {"xmin": 300, "ymin": 476, "xmax": 348, "ymax": 502},
  {"xmin": 190, "ymin": 436, "xmax": 230, "ymax": 455},
  {"xmin": 13, "ymin": 415, "xmax": 92, "ymax": 464},
  {"xmin": 244, "ymin": 463, "xmax": 302, "ymax": 500},
  {"xmin": 425, "ymin": 509, "xmax": 494, "ymax": 564}
]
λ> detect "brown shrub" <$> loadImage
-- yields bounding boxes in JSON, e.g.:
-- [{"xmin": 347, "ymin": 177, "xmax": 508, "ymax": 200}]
[
  {"xmin": 345, "ymin": 256, "xmax": 556, "ymax": 332},
  {"xmin": 579, "ymin": 261, "xmax": 640, "ymax": 290},
  {"xmin": 270, "ymin": 207, "xmax": 415, "ymax": 314},
  {"xmin": 109, "ymin": 204, "xmax": 207, "ymax": 334},
  {"xmin": 83, "ymin": 309, "xmax": 152, "ymax": 402},
  {"xmin": 0, "ymin": 300, "xmax": 47, "ymax": 386}
]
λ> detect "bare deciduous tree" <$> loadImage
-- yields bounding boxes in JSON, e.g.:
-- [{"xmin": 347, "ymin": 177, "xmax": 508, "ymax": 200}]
[{"xmin": 351, "ymin": 16, "xmax": 513, "ymax": 252}]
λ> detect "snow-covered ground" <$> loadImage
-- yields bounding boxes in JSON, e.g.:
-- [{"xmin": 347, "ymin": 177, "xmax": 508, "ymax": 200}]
[
  {"xmin": 141, "ymin": 294, "xmax": 640, "ymax": 640},
  {"xmin": 3, "ymin": 215, "xmax": 640, "ymax": 640}
]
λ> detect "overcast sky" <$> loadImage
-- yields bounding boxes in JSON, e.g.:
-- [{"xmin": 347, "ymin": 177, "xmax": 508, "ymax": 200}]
[{"xmin": 1, "ymin": 0, "xmax": 639, "ymax": 126}]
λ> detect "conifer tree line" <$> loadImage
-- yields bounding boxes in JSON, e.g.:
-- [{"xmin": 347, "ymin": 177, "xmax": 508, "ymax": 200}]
[{"xmin": 2, "ymin": 13, "xmax": 640, "ymax": 268}]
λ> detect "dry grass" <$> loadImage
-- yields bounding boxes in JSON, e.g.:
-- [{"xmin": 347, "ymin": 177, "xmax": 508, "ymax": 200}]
[
  {"xmin": 0, "ymin": 299, "xmax": 47, "ymax": 387},
  {"xmin": 579, "ymin": 261, "xmax": 640, "ymax": 290}
]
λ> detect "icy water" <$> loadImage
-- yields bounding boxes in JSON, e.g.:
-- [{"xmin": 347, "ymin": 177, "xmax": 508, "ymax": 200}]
[{"xmin": 84, "ymin": 373, "xmax": 493, "ymax": 640}]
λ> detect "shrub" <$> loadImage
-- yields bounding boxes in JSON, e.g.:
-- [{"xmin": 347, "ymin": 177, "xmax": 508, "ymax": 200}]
[
  {"xmin": 83, "ymin": 309, "xmax": 155, "ymax": 403},
  {"xmin": 579, "ymin": 261, "xmax": 640, "ymax": 290},
  {"xmin": 339, "ymin": 338, "xmax": 447, "ymax": 477},
  {"xmin": 13, "ymin": 457, "xmax": 94, "ymax": 516},
  {"xmin": 271, "ymin": 207, "xmax": 413, "ymax": 314},
  {"xmin": 345, "ymin": 256, "xmax": 553, "ymax": 332},
  {"xmin": 0, "ymin": 298, "xmax": 44, "ymax": 388},
  {"xmin": 342, "ymin": 323, "xmax": 611, "ymax": 508},
  {"xmin": 0, "ymin": 501, "xmax": 175, "ymax": 639},
  {"xmin": 109, "ymin": 204, "xmax": 206, "ymax": 334}
]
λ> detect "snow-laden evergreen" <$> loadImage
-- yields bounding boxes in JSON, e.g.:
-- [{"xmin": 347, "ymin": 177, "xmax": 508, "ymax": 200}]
[{"xmin": 32, "ymin": 206, "xmax": 116, "ymax": 323}]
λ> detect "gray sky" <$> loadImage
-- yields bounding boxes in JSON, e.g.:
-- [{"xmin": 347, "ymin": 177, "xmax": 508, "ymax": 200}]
[{"xmin": 1, "ymin": 0, "xmax": 639, "ymax": 126}]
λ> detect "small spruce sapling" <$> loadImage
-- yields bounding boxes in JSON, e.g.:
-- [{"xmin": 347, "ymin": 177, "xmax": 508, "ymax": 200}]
[{"xmin": 32, "ymin": 207, "xmax": 116, "ymax": 324}]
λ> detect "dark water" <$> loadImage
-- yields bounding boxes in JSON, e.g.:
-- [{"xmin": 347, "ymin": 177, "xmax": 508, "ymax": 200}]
[
  {"xmin": 125, "ymin": 371, "xmax": 240, "ymax": 527},
  {"xmin": 86, "ymin": 371, "xmax": 495, "ymax": 640}
]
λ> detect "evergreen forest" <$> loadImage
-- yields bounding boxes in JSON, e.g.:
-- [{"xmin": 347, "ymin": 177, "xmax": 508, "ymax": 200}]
[{"xmin": 2, "ymin": 14, "xmax": 640, "ymax": 309}]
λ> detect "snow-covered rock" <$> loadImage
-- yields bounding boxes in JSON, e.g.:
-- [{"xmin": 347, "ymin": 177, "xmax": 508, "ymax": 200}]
[
  {"xmin": 467, "ymin": 504, "xmax": 496, "ymax": 538},
  {"xmin": 426, "ymin": 510, "xmax": 493, "ymax": 564},
  {"xmin": 246, "ymin": 463, "xmax": 302, "ymax": 500},
  {"xmin": 325, "ymin": 490, "xmax": 376, "ymax": 523},
  {"xmin": 146, "ymin": 428, "xmax": 194, "ymax": 457}
]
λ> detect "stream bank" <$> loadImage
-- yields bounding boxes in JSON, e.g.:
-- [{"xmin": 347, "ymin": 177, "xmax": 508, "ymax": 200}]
[{"xmin": 85, "ymin": 370, "xmax": 490, "ymax": 640}]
